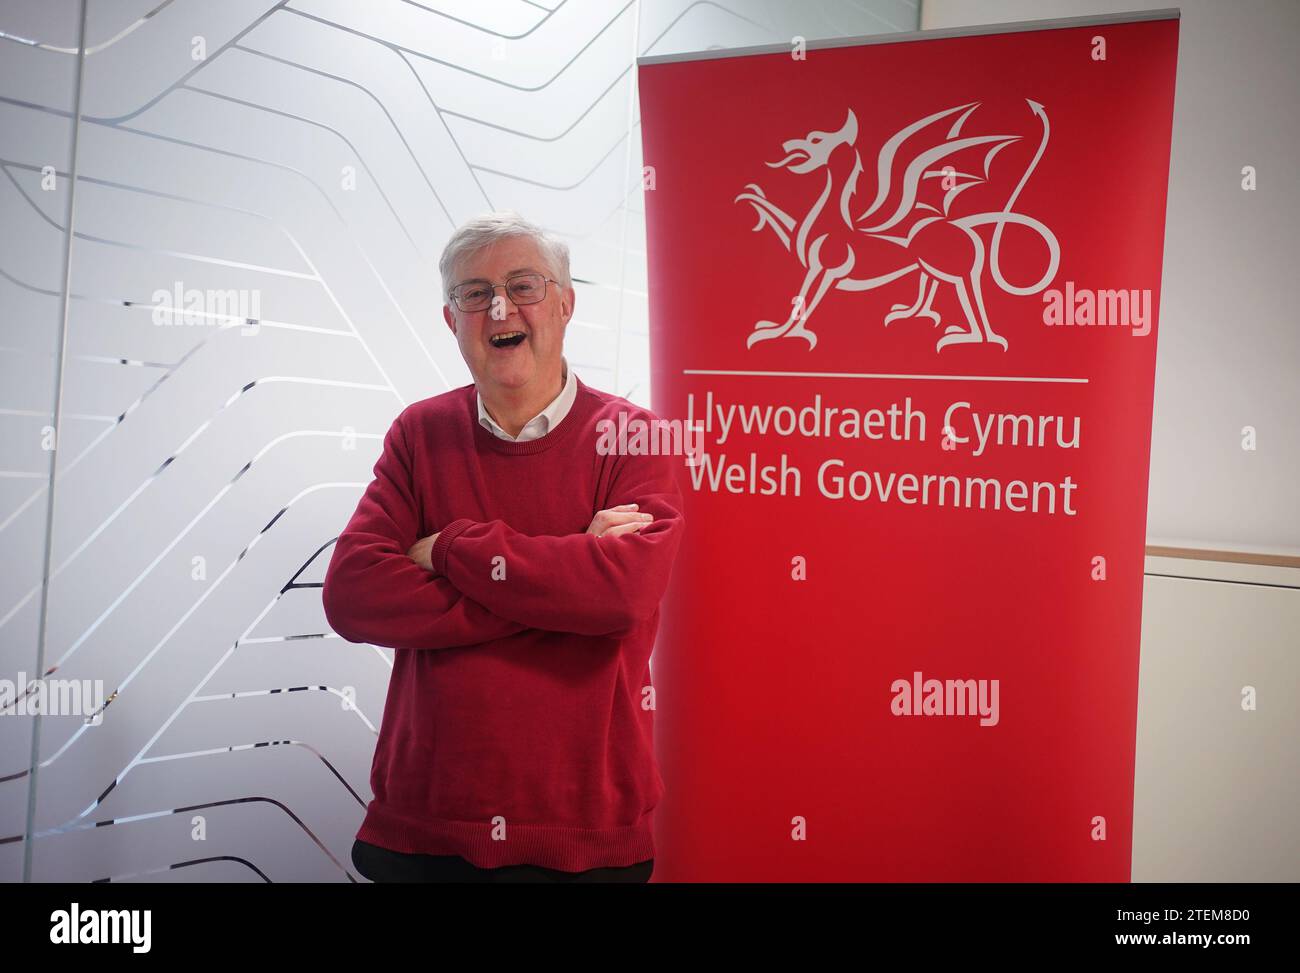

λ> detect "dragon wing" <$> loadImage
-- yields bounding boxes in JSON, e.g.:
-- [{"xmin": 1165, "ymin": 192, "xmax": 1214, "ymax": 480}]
[{"xmin": 857, "ymin": 102, "xmax": 1020, "ymax": 232}]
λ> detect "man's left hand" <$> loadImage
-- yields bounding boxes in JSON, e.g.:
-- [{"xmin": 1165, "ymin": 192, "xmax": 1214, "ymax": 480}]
[{"xmin": 408, "ymin": 532, "xmax": 441, "ymax": 572}]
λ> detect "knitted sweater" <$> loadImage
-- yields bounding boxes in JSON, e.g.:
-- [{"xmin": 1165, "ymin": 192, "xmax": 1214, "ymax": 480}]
[{"xmin": 322, "ymin": 376, "xmax": 685, "ymax": 871}]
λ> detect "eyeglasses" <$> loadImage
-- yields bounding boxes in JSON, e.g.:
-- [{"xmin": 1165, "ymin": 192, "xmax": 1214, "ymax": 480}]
[{"xmin": 449, "ymin": 273, "xmax": 558, "ymax": 312}]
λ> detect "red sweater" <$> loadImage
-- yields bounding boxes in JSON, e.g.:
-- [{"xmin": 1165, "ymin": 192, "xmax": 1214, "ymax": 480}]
[{"xmin": 322, "ymin": 376, "xmax": 685, "ymax": 871}]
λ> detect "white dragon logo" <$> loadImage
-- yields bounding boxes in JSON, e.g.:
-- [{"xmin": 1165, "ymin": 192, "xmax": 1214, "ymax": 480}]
[{"xmin": 735, "ymin": 100, "xmax": 1060, "ymax": 352}]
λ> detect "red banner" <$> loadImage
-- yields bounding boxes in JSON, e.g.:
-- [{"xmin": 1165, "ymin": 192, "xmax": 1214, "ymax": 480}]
[{"xmin": 639, "ymin": 14, "xmax": 1179, "ymax": 880}]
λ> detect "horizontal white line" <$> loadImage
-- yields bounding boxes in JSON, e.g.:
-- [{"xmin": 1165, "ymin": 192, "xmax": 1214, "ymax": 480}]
[{"xmin": 683, "ymin": 369, "xmax": 1088, "ymax": 384}]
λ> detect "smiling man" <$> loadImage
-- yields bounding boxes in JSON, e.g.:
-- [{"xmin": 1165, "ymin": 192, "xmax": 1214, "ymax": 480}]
[{"xmin": 322, "ymin": 211, "xmax": 685, "ymax": 883}]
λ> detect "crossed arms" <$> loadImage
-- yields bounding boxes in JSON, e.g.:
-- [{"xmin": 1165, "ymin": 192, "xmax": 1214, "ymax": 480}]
[{"xmin": 321, "ymin": 414, "xmax": 686, "ymax": 650}]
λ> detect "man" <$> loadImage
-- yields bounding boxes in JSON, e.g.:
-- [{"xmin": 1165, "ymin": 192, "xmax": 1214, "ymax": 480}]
[{"xmin": 322, "ymin": 211, "xmax": 685, "ymax": 883}]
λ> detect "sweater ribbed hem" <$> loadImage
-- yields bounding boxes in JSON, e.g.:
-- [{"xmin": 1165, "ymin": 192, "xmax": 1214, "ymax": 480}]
[{"xmin": 356, "ymin": 802, "xmax": 656, "ymax": 872}]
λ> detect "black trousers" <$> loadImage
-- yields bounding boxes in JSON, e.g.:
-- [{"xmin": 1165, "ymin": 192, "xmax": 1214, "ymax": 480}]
[{"xmin": 352, "ymin": 838, "xmax": 654, "ymax": 884}]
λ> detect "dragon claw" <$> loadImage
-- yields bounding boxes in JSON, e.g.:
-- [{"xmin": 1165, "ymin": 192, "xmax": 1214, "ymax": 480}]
[
  {"xmin": 746, "ymin": 320, "xmax": 817, "ymax": 349},
  {"xmin": 746, "ymin": 322, "xmax": 787, "ymax": 347},
  {"xmin": 935, "ymin": 330, "xmax": 984, "ymax": 351},
  {"xmin": 885, "ymin": 307, "xmax": 943, "ymax": 328},
  {"xmin": 785, "ymin": 322, "xmax": 818, "ymax": 349}
]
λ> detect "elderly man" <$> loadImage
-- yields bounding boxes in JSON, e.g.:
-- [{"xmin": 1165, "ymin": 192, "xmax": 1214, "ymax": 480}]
[{"xmin": 322, "ymin": 211, "xmax": 685, "ymax": 883}]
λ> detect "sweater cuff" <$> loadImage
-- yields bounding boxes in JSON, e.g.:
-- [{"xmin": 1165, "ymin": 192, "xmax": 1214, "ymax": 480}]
[{"xmin": 431, "ymin": 518, "xmax": 477, "ymax": 576}]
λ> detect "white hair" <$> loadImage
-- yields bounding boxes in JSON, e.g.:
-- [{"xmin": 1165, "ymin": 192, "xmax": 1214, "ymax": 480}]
[{"xmin": 438, "ymin": 210, "xmax": 571, "ymax": 302}]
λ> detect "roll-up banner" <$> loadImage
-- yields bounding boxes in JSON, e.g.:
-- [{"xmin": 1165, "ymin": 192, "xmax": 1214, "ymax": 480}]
[{"xmin": 638, "ymin": 11, "xmax": 1180, "ymax": 881}]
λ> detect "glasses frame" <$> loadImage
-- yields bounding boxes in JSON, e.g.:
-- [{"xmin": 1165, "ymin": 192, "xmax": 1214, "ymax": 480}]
[{"xmin": 449, "ymin": 273, "xmax": 559, "ymax": 313}]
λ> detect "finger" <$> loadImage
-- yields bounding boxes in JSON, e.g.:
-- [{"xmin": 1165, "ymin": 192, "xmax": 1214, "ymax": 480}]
[
  {"xmin": 600, "ymin": 521, "xmax": 646, "ymax": 538},
  {"xmin": 598, "ymin": 511, "xmax": 653, "ymax": 529}
]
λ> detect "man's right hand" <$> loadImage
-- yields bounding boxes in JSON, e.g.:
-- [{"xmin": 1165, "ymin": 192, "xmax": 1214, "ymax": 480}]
[{"xmin": 586, "ymin": 503, "xmax": 654, "ymax": 539}]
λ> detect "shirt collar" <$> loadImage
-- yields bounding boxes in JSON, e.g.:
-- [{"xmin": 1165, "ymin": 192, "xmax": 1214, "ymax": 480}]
[{"xmin": 476, "ymin": 356, "xmax": 577, "ymax": 443}]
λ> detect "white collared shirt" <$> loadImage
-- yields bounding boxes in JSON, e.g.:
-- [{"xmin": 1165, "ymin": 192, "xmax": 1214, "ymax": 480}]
[{"xmin": 477, "ymin": 356, "xmax": 577, "ymax": 442}]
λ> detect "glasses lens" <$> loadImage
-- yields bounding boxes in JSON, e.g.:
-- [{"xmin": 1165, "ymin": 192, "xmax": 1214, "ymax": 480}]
[
  {"xmin": 506, "ymin": 274, "xmax": 546, "ymax": 305},
  {"xmin": 456, "ymin": 283, "xmax": 493, "ymax": 311}
]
